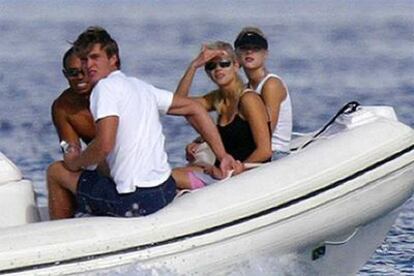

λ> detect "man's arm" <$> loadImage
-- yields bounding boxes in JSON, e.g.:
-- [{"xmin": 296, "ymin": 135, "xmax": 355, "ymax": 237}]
[
  {"xmin": 52, "ymin": 99, "xmax": 111, "ymax": 175},
  {"xmin": 167, "ymin": 95, "xmax": 226, "ymax": 159},
  {"xmin": 51, "ymin": 100, "xmax": 82, "ymax": 149},
  {"xmin": 63, "ymin": 116, "xmax": 118, "ymax": 172},
  {"xmin": 167, "ymin": 94, "xmax": 240, "ymax": 176}
]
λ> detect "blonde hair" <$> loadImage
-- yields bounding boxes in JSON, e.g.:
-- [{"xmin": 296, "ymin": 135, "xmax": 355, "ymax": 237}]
[
  {"xmin": 204, "ymin": 41, "xmax": 245, "ymax": 114},
  {"xmin": 205, "ymin": 41, "xmax": 237, "ymax": 63}
]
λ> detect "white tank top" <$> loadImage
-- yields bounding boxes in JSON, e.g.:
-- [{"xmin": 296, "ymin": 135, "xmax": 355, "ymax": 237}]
[{"xmin": 252, "ymin": 73, "xmax": 292, "ymax": 153}]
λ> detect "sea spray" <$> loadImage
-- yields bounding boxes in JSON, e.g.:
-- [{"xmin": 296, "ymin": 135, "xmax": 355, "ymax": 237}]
[
  {"xmin": 79, "ymin": 263, "xmax": 177, "ymax": 276},
  {"xmin": 78, "ymin": 253, "xmax": 317, "ymax": 276},
  {"xmin": 227, "ymin": 253, "xmax": 318, "ymax": 276}
]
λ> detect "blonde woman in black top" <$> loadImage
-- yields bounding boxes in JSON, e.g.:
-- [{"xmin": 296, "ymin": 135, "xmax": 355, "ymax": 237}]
[{"xmin": 172, "ymin": 41, "xmax": 271, "ymax": 190}]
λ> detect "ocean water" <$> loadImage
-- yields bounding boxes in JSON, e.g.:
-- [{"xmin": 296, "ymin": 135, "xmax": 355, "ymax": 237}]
[{"xmin": 0, "ymin": 0, "xmax": 413, "ymax": 275}]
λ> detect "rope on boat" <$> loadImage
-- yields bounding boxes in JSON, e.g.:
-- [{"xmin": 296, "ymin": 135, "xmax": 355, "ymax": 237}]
[
  {"xmin": 292, "ymin": 101, "xmax": 361, "ymax": 152},
  {"xmin": 325, "ymin": 227, "xmax": 360, "ymax": 245}
]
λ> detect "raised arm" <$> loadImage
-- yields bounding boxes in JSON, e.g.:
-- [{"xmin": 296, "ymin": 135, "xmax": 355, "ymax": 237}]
[
  {"xmin": 176, "ymin": 45, "xmax": 224, "ymax": 110},
  {"xmin": 261, "ymin": 78, "xmax": 287, "ymax": 132},
  {"xmin": 176, "ymin": 45, "xmax": 224, "ymax": 96},
  {"xmin": 239, "ymin": 92, "xmax": 272, "ymax": 163}
]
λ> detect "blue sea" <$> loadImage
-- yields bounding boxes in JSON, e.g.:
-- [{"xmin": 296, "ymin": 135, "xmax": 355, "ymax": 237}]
[{"xmin": 0, "ymin": 1, "xmax": 413, "ymax": 275}]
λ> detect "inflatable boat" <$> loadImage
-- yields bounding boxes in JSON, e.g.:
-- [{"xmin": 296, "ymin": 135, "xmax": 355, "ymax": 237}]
[{"xmin": 0, "ymin": 102, "xmax": 413, "ymax": 275}]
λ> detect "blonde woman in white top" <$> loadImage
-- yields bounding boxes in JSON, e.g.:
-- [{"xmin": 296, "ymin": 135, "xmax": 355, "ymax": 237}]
[{"xmin": 234, "ymin": 27, "xmax": 292, "ymax": 158}]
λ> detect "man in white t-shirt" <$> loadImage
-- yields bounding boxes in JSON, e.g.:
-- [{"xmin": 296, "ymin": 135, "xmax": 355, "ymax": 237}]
[{"xmin": 47, "ymin": 26, "xmax": 238, "ymax": 219}]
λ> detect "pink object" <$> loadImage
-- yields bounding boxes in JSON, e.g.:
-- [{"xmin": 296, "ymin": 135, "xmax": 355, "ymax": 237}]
[{"xmin": 188, "ymin": 172, "xmax": 206, "ymax": 189}]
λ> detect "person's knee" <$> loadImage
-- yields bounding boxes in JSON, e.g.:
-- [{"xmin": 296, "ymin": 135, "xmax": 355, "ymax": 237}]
[
  {"xmin": 47, "ymin": 161, "xmax": 80, "ymax": 194},
  {"xmin": 172, "ymin": 168, "xmax": 192, "ymax": 189},
  {"xmin": 46, "ymin": 161, "xmax": 69, "ymax": 189}
]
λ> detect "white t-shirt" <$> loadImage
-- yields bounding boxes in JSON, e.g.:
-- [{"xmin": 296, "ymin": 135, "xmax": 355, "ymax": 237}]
[
  {"xmin": 253, "ymin": 73, "xmax": 292, "ymax": 153},
  {"xmin": 90, "ymin": 70, "xmax": 173, "ymax": 193}
]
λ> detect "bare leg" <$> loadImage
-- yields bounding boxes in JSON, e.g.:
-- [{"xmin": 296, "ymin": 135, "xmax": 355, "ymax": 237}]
[
  {"xmin": 172, "ymin": 167, "xmax": 192, "ymax": 189},
  {"xmin": 47, "ymin": 161, "xmax": 82, "ymax": 220},
  {"xmin": 172, "ymin": 166, "xmax": 204, "ymax": 190}
]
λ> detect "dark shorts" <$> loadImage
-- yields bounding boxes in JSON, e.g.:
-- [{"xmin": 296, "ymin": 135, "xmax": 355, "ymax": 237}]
[{"xmin": 76, "ymin": 170, "xmax": 176, "ymax": 217}]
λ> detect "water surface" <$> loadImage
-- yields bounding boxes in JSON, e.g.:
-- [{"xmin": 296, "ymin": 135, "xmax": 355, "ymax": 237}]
[{"xmin": 0, "ymin": 1, "xmax": 413, "ymax": 274}]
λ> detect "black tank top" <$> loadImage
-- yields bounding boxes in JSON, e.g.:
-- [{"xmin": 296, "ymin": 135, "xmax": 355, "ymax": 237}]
[{"xmin": 217, "ymin": 115, "xmax": 259, "ymax": 162}]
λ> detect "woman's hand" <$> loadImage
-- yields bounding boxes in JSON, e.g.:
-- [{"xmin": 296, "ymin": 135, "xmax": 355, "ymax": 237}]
[
  {"xmin": 203, "ymin": 164, "xmax": 224, "ymax": 179},
  {"xmin": 191, "ymin": 45, "xmax": 226, "ymax": 69},
  {"xmin": 185, "ymin": 142, "xmax": 201, "ymax": 162},
  {"xmin": 232, "ymin": 160, "xmax": 245, "ymax": 175},
  {"xmin": 203, "ymin": 158, "xmax": 245, "ymax": 180}
]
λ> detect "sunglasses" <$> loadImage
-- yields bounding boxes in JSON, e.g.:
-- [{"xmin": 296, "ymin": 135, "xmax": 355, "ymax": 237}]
[
  {"xmin": 64, "ymin": 68, "xmax": 84, "ymax": 78},
  {"xmin": 204, "ymin": 60, "xmax": 232, "ymax": 71}
]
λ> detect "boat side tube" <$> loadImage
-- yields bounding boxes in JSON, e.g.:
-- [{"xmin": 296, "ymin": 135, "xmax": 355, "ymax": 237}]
[
  {"xmin": 0, "ymin": 112, "xmax": 413, "ymax": 274},
  {"xmin": 0, "ymin": 152, "xmax": 40, "ymax": 227}
]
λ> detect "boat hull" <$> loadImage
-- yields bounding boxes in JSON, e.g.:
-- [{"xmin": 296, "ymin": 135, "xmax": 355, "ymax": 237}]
[
  {"xmin": 0, "ymin": 106, "xmax": 413, "ymax": 275},
  {"xmin": 4, "ymin": 160, "xmax": 413, "ymax": 275}
]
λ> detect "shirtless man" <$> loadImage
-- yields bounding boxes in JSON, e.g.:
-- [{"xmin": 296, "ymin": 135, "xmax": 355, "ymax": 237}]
[
  {"xmin": 52, "ymin": 47, "xmax": 95, "ymax": 145},
  {"xmin": 47, "ymin": 47, "xmax": 96, "ymax": 218}
]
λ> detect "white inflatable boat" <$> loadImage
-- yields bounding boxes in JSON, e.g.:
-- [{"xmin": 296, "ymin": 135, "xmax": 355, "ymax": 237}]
[{"xmin": 1, "ymin": 102, "xmax": 413, "ymax": 275}]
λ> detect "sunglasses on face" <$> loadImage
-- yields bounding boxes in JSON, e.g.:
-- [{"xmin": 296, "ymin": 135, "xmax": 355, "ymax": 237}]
[
  {"xmin": 64, "ymin": 68, "xmax": 84, "ymax": 78},
  {"xmin": 204, "ymin": 60, "xmax": 232, "ymax": 71}
]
